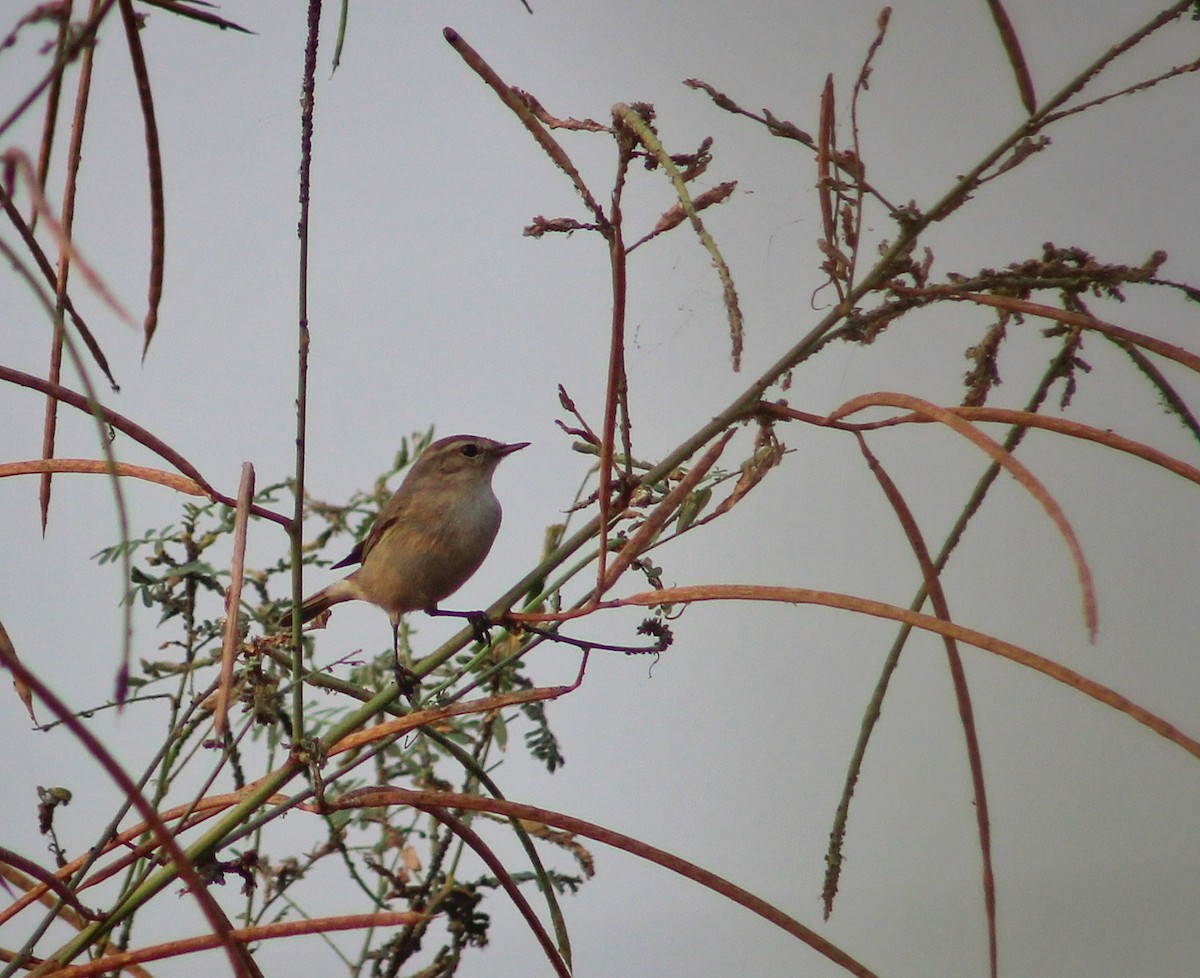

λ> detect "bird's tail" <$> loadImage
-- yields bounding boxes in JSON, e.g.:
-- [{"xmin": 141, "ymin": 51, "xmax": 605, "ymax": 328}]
[{"xmin": 278, "ymin": 580, "xmax": 357, "ymax": 629}]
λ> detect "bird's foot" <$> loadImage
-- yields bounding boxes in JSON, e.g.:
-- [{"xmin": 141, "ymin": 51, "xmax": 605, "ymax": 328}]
[
  {"xmin": 466, "ymin": 611, "xmax": 492, "ymax": 645},
  {"xmin": 426, "ymin": 606, "xmax": 494, "ymax": 645},
  {"xmin": 392, "ymin": 658, "xmax": 419, "ymax": 703}
]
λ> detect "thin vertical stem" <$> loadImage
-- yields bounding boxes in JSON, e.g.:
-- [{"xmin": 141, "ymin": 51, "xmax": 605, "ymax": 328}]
[
  {"xmin": 41, "ymin": 0, "xmax": 102, "ymax": 532},
  {"xmin": 31, "ymin": 0, "xmax": 73, "ymax": 231},
  {"xmin": 594, "ymin": 117, "xmax": 634, "ymax": 594},
  {"xmin": 292, "ymin": 0, "xmax": 322, "ymax": 743}
]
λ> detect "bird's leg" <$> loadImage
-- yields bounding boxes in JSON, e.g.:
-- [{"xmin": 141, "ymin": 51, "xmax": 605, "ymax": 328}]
[
  {"xmin": 425, "ymin": 605, "xmax": 493, "ymax": 645},
  {"xmin": 391, "ymin": 618, "xmax": 418, "ymax": 702}
]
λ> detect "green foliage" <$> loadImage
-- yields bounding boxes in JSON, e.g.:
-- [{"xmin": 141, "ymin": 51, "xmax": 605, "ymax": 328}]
[{"xmin": 81, "ymin": 432, "xmax": 583, "ymax": 977}]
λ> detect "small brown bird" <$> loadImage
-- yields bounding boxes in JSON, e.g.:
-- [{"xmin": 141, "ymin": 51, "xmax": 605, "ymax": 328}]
[{"xmin": 281, "ymin": 435, "xmax": 528, "ymax": 669}]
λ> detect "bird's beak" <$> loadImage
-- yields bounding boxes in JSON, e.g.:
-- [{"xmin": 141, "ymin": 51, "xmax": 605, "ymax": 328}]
[{"xmin": 497, "ymin": 441, "xmax": 530, "ymax": 457}]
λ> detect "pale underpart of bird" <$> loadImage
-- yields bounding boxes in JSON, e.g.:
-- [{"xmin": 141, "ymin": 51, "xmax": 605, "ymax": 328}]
[{"xmin": 280, "ymin": 435, "xmax": 528, "ymax": 651}]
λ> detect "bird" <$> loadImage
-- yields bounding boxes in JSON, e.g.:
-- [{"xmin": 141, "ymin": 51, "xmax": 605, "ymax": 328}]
[{"xmin": 280, "ymin": 434, "xmax": 528, "ymax": 690}]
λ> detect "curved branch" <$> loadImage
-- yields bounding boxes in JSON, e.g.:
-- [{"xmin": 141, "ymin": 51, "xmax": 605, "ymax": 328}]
[
  {"xmin": 829, "ymin": 391, "xmax": 1098, "ymax": 638},
  {"xmin": 943, "ymin": 292, "xmax": 1200, "ymax": 374},
  {"xmin": 0, "ymin": 459, "xmax": 206, "ymax": 495},
  {"xmin": 0, "ymin": 366, "xmax": 291, "ymax": 528},
  {"xmin": 45, "ymin": 912, "xmax": 424, "ymax": 978},
  {"xmin": 594, "ymin": 585, "xmax": 1200, "ymax": 760},
  {"xmin": 320, "ymin": 787, "xmax": 881, "ymax": 978}
]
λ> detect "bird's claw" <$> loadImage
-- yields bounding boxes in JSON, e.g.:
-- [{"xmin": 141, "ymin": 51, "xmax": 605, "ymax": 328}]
[
  {"xmin": 466, "ymin": 611, "xmax": 493, "ymax": 645},
  {"xmin": 425, "ymin": 605, "xmax": 494, "ymax": 645},
  {"xmin": 393, "ymin": 659, "xmax": 419, "ymax": 703}
]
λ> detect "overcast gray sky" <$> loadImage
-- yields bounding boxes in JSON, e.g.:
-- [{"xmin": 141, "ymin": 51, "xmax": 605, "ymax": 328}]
[{"xmin": 3, "ymin": 2, "xmax": 1199, "ymax": 976}]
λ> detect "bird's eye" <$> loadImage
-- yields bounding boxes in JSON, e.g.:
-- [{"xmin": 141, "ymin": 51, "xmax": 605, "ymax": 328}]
[{"xmin": 460, "ymin": 443, "xmax": 480, "ymax": 458}]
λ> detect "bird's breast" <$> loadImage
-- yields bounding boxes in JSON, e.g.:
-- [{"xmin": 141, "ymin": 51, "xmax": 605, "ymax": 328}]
[{"xmin": 353, "ymin": 487, "xmax": 503, "ymax": 615}]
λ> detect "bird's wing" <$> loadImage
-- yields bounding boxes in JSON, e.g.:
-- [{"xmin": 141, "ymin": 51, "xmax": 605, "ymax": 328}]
[
  {"xmin": 329, "ymin": 538, "xmax": 365, "ymax": 569},
  {"xmin": 337, "ymin": 483, "xmax": 413, "ymax": 568}
]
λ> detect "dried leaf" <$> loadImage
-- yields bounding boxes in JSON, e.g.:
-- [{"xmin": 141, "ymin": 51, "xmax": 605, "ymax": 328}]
[{"xmin": 0, "ymin": 617, "xmax": 36, "ymax": 722}]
